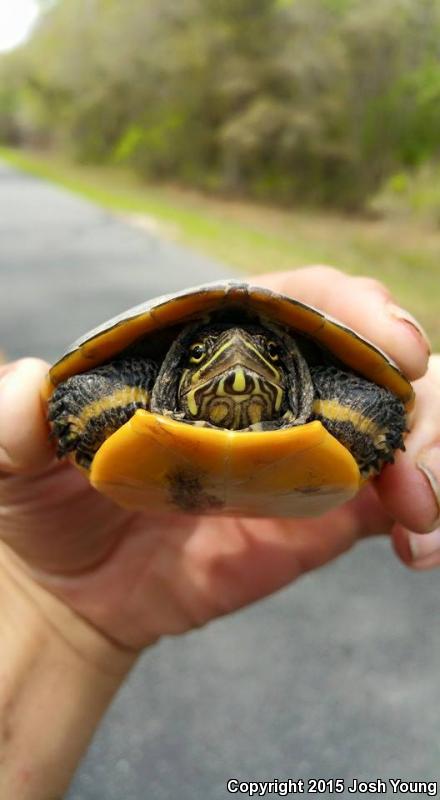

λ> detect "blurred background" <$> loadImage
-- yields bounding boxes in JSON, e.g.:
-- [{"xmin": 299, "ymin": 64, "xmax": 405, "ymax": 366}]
[
  {"xmin": 1, "ymin": 0, "xmax": 439, "ymax": 346},
  {"xmin": 0, "ymin": 1, "xmax": 439, "ymax": 798}
]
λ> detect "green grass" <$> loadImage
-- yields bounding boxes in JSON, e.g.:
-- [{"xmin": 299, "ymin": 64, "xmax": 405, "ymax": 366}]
[{"xmin": 1, "ymin": 145, "xmax": 439, "ymax": 347}]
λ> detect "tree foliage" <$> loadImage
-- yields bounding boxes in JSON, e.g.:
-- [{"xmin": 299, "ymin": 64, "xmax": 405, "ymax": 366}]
[{"xmin": 1, "ymin": 0, "xmax": 440, "ymax": 208}]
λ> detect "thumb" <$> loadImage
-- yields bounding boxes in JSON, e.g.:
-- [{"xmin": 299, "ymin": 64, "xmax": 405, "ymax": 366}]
[{"xmin": 0, "ymin": 359, "xmax": 55, "ymax": 475}]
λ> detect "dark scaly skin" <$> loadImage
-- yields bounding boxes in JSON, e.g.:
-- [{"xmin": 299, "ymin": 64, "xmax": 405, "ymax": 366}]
[
  {"xmin": 48, "ymin": 358, "xmax": 157, "ymax": 468},
  {"xmin": 310, "ymin": 366, "xmax": 406, "ymax": 477}
]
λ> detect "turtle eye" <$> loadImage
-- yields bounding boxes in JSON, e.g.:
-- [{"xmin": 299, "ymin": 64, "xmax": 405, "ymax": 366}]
[
  {"xmin": 189, "ymin": 342, "xmax": 206, "ymax": 364},
  {"xmin": 267, "ymin": 341, "xmax": 280, "ymax": 362}
]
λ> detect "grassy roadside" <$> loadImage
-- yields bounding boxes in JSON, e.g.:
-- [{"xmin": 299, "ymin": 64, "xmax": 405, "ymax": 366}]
[{"xmin": 1, "ymin": 146, "xmax": 438, "ymax": 347}]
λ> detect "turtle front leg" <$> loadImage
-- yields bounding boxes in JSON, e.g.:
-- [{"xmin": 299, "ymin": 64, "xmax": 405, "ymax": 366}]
[
  {"xmin": 310, "ymin": 366, "xmax": 407, "ymax": 478},
  {"xmin": 48, "ymin": 358, "xmax": 158, "ymax": 469}
]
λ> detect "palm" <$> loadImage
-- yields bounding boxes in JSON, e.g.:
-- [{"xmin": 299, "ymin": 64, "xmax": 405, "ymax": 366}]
[{"xmin": 1, "ymin": 456, "xmax": 385, "ymax": 649}]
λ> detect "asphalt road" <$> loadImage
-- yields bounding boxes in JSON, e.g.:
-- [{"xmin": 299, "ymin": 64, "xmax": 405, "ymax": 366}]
[{"xmin": 1, "ymin": 162, "xmax": 439, "ymax": 799}]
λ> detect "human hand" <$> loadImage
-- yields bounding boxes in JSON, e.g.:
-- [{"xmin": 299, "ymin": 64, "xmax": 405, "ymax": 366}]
[{"xmin": 1, "ymin": 267, "xmax": 438, "ymax": 656}]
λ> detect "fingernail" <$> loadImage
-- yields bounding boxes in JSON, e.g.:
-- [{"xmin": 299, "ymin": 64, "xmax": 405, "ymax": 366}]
[
  {"xmin": 0, "ymin": 362, "xmax": 17, "ymax": 383},
  {"xmin": 409, "ymin": 526, "xmax": 440, "ymax": 562},
  {"xmin": 417, "ymin": 445, "xmax": 440, "ymax": 526},
  {"xmin": 0, "ymin": 366, "xmax": 20, "ymax": 469},
  {"xmin": 387, "ymin": 303, "xmax": 431, "ymax": 354}
]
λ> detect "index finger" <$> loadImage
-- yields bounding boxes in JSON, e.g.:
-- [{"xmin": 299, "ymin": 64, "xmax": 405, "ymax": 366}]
[{"xmin": 253, "ymin": 266, "xmax": 431, "ymax": 381}]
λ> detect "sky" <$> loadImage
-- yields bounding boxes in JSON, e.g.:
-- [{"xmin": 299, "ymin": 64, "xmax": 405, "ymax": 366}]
[{"xmin": 0, "ymin": 0, "xmax": 39, "ymax": 52}]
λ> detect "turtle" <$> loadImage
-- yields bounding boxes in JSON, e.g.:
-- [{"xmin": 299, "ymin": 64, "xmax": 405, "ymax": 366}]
[{"xmin": 43, "ymin": 280, "xmax": 413, "ymax": 518}]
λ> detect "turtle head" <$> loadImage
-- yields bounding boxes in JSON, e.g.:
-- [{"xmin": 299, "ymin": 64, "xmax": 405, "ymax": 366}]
[{"xmin": 178, "ymin": 325, "xmax": 288, "ymax": 429}]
